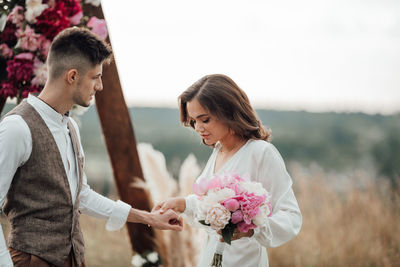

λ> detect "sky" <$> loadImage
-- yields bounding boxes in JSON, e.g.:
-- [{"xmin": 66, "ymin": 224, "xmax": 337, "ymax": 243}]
[{"xmin": 101, "ymin": 0, "xmax": 400, "ymax": 114}]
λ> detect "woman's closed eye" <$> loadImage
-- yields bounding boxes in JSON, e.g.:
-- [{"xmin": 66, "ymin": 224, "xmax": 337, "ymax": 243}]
[{"xmin": 202, "ymin": 118, "xmax": 210, "ymax": 123}]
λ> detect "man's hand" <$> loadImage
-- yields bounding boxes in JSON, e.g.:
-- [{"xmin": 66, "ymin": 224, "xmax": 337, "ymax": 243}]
[
  {"xmin": 149, "ymin": 209, "xmax": 183, "ymax": 231},
  {"xmin": 127, "ymin": 208, "xmax": 183, "ymax": 231},
  {"xmin": 152, "ymin": 197, "xmax": 186, "ymax": 214}
]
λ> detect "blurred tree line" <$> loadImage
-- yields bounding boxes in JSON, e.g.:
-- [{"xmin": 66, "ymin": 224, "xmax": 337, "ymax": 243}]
[{"xmin": 2, "ymin": 104, "xmax": 399, "ymax": 186}]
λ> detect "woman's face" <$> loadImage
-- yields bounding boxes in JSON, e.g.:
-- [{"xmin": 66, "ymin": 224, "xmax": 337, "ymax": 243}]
[{"xmin": 186, "ymin": 99, "xmax": 231, "ymax": 145}]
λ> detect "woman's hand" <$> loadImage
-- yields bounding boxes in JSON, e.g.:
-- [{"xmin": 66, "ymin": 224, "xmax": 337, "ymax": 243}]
[
  {"xmin": 218, "ymin": 228, "xmax": 254, "ymax": 242},
  {"xmin": 152, "ymin": 197, "xmax": 186, "ymax": 214}
]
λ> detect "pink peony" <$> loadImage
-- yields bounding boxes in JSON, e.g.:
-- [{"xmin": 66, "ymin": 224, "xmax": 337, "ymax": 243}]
[
  {"xmin": 0, "ymin": 44, "xmax": 13, "ymax": 58},
  {"xmin": 235, "ymin": 193, "xmax": 266, "ymax": 224},
  {"xmin": 0, "ymin": 81, "xmax": 18, "ymax": 98},
  {"xmin": 231, "ymin": 210, "xmax": 244, "ymax": 224},
  {"xmin": 7, "ymin": 5, "xmax": 25, "ymax": 27},
  {"xmin": 193, "ymin": 177, "xmax": 209, "ymax": 196},
  {"xmin": 31, "ymin": 58, "xmax": 48, "ymax": 86},
  {"xmin": 38, "ymin": 36, "xmax": 51, "ymax": 58},
  {"xmin": 222, "ymin": 198, "xmax": 240, "ymax": 212},
  {"xmin": 7, "ymin": 53, "xmax": 34, "ymax": 82},
  {"xmin": 15, "ymin": 52, "xmax": 34, "ymax": 60},
  {"xmin": 16, "ymin": 25, "xmax": 42, "ymax": 51},
  {"xmin": 69, "ymin": 11, "xmax": 83, "ymax": 25},
  {"xmin": 87, "ymin": 16, "xmax": 108, "ymax": 40},
  {"xmin": 237, "ymin": 221, "xmax": 257, "ymax": 233},
  {"xmin": 207, "ymin": 176, "xmax": 222, "ymax": 191}
]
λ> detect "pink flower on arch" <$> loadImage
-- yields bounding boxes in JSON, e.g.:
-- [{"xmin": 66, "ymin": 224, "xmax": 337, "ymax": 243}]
[
  {"xmin": 7, "ymin": 5, "xmax": 25, "ymax": 27},
  {"xmin": 16, "ymin": 25, "xmax": 42, "ymax": 51},
  {"xmin": 0, "ymin": 44, "xmax": 13, "ymax": 58},
  {"xmin": 69, "ymin": 11, "xmax": 83, "ymax": 25},
  {"xmin": 87, "ymin": 16, "xmax": 108, "ymax": 40},
  {"xmin": 7, "ymin": 53, "xmax": 34, "ymax": 82}
]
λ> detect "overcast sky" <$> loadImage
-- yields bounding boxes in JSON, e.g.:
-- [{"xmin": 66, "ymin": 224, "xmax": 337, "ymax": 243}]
[{"xmin": 101, "ymin": 0, "xmax": 400, "ymax": 114}]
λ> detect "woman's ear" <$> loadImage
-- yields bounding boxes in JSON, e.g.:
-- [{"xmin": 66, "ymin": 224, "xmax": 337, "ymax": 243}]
[{"xmin": 66, "ymin": 69, "xmax": 79, "ymax": 85}]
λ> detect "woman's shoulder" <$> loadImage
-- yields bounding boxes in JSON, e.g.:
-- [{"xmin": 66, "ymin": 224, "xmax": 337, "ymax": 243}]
[{"xmin": 246, "ymin": 139, "xmax": 277, "ymax": 154}]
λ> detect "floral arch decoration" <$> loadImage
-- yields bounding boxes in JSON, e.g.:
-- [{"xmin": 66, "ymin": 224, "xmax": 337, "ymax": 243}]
[{"xmin": 0, "ymin": 0, "xmax": 107, "ymax": 102}]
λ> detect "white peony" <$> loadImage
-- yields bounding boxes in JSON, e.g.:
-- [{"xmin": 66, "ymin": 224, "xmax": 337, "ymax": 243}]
[
  {"xmin": 210, "ymin": 188, "xmax": 235, "ymax": 202},
  {"xmin": 146, "ymin": 252, "xmax": 158, "ymax": 263},
  {"xmin": 131, "ymin": 254, "xmax": 146, "ymax": 267},
  {"xmin": 32, "ymin": 59, "xmax": 48, "ymax": 86},
  {"xmin": 24, "ymin": 0, "xmax": 48, "ymax": 23},
  {"xmin": 240, "ymin": 181, "xmax": 269, "ymax": 199},
  {"xmin": 252, "ymin": 204, "xmax": 271, "ymax": 227},
  {"xmin": 205, "ymin": 204, "xmax": 231, "ymax": 230},
  {"xmin": 85, "ymin": 0, "xmax": 101, "ymax": 7},
  {"xmin": 197, "ymin": 187, "xmax": 235, "ymax": 222}
]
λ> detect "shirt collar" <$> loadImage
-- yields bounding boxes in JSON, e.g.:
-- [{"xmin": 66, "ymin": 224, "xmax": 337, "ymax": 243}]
[{"xmin": 27, "ymin": 94, "xmax": 70, "ymax": 126}]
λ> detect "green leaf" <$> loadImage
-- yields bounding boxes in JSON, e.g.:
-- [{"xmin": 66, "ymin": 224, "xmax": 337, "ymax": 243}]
[{"xmin": 221, "ymin": 223, "xmax": 236, "ymax": 245}]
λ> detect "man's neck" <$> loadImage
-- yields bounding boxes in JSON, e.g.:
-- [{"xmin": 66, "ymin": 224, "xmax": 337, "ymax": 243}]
[{"xmin": 38, "ymin": 84, "xmax": 73, "ymax": 115}]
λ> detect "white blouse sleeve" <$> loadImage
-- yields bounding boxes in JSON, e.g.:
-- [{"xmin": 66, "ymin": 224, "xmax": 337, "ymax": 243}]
[
  {"xmin": 183, "ymin": 193, "xmax": 200, "ymax": 226},
  {"xmin": 252, "ymin": 144, "xmax": 302, "ymax": 248}
]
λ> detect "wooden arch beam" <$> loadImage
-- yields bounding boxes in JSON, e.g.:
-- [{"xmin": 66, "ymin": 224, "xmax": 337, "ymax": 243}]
[{"xmin": 82, "ymin": 4, "xmax": 155, "ymax": 254}]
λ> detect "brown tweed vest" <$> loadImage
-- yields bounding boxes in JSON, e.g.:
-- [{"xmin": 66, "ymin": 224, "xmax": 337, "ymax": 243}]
[{"xmin": 2, "ymin": 101, "xmax": 85, "ymax": 266}]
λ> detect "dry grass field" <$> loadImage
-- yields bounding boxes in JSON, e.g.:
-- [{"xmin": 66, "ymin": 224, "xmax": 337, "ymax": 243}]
[{"xmin": 1, "ymin": 164, "xmax": 399, "ymax": 267}]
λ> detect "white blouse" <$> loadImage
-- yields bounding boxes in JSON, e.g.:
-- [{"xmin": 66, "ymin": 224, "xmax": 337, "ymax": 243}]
[{"xmin": 184, "ymin": 139, "xmax": 302, "ymax": 267}]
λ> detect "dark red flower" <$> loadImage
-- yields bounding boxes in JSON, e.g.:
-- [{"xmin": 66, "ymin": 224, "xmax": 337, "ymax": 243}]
[
  {"xmin": 0, "ymin": 81, "xmax": 18, "ymax": 99},
  {"xmin": 36, "ymin": 2, "xmax": 70, "ymax": 40},
  {"xmin": 0, "ymin": 21, "xmax": 18, "ymax": 47},
  {"xmin": 62, "ymin": 0, "xmax": 82, "ymax": 17},
  {"xmin": 21, "ymin": 84, "xmax": 41, "ymax": 98},
  {"xmin": 6, "ymin": 56, "xmax": 34, "ymax": 82}
]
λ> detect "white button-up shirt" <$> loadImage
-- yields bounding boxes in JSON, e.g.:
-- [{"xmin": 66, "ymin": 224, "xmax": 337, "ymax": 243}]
[{"xmin": 0, "ymin": 95, "xmax": 131, "ymax": 266}]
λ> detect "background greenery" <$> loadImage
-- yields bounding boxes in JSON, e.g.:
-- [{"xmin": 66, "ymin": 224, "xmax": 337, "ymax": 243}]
[{"xmin": 3, "ymin": 104, "xmax": 400, "ymax": 187}]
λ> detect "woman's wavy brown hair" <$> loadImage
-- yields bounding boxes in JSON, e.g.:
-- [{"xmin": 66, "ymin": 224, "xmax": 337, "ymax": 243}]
[{"xmin": 178, "ymin": 74, "xmax": 271, "ymax": 144}]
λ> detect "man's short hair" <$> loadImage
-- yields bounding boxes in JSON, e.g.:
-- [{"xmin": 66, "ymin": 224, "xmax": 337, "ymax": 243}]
[{"xmin": 47, "ymin": 27, "xmax": 112, "ymax": 79}]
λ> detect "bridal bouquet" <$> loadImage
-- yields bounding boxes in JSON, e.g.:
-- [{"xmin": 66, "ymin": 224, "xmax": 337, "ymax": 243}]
[{"xmin": 193, "ymin": 172, "xmax": 272, "ymax": 267}]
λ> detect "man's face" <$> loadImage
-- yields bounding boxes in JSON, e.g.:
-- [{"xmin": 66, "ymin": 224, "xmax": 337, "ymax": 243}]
[{"xmin": 73, "ymin": 64, "xmax": 103, "ymax": 107}]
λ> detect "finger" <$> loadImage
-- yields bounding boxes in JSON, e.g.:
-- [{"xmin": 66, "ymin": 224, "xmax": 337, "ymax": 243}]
[
  {"xmin": 151, "ymin": 203, "xmax": 162, "ymax": 212},
  {"xmin": 159, "ymin": 204, "xmax": 168, "ymax": 214},
  {"xmin": 165, "ymin": 223, "xmax": 183, "ymax": 231}
]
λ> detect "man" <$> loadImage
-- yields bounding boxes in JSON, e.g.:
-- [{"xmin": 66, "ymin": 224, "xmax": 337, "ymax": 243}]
[{"xmin": 0, "ymin": 27, "xmax": 182, "ymax": 267}]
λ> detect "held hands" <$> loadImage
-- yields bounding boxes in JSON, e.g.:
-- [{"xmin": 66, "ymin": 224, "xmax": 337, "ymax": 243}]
[
  {"xmin": 149, "ymin": 197, "xmax": 186, "ymax": 231},
  {"xmin": 150, "ymin": 209, "xmax": 183, "ymax": 231},
  {"xmin": 217, "ymin": 228, "xmax": 254, "ymax": 242},
  {"xmin": 152, "ymin": 197, "xmax": 186, "ymax": 214}
]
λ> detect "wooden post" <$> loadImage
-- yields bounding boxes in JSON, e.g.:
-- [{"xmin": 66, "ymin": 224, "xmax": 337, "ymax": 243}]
[{"xmin": 82, "ymin": 4, "xmax": 156, "ymax": 254}]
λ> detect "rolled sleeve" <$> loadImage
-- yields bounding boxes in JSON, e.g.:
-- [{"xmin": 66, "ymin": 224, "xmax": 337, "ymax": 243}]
[
  {"xmin": 105, "ymin": 200, "xmax": 131, "ymax": 231},
  {"xmin": 78, "ymin": 174, "xmax": 131, "ymax": 231}
]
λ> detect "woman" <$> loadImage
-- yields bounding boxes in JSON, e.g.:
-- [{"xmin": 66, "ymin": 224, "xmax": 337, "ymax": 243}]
[{"xmin": 153, "ymin": 74, "xmax": 302, "ymax": 267}]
